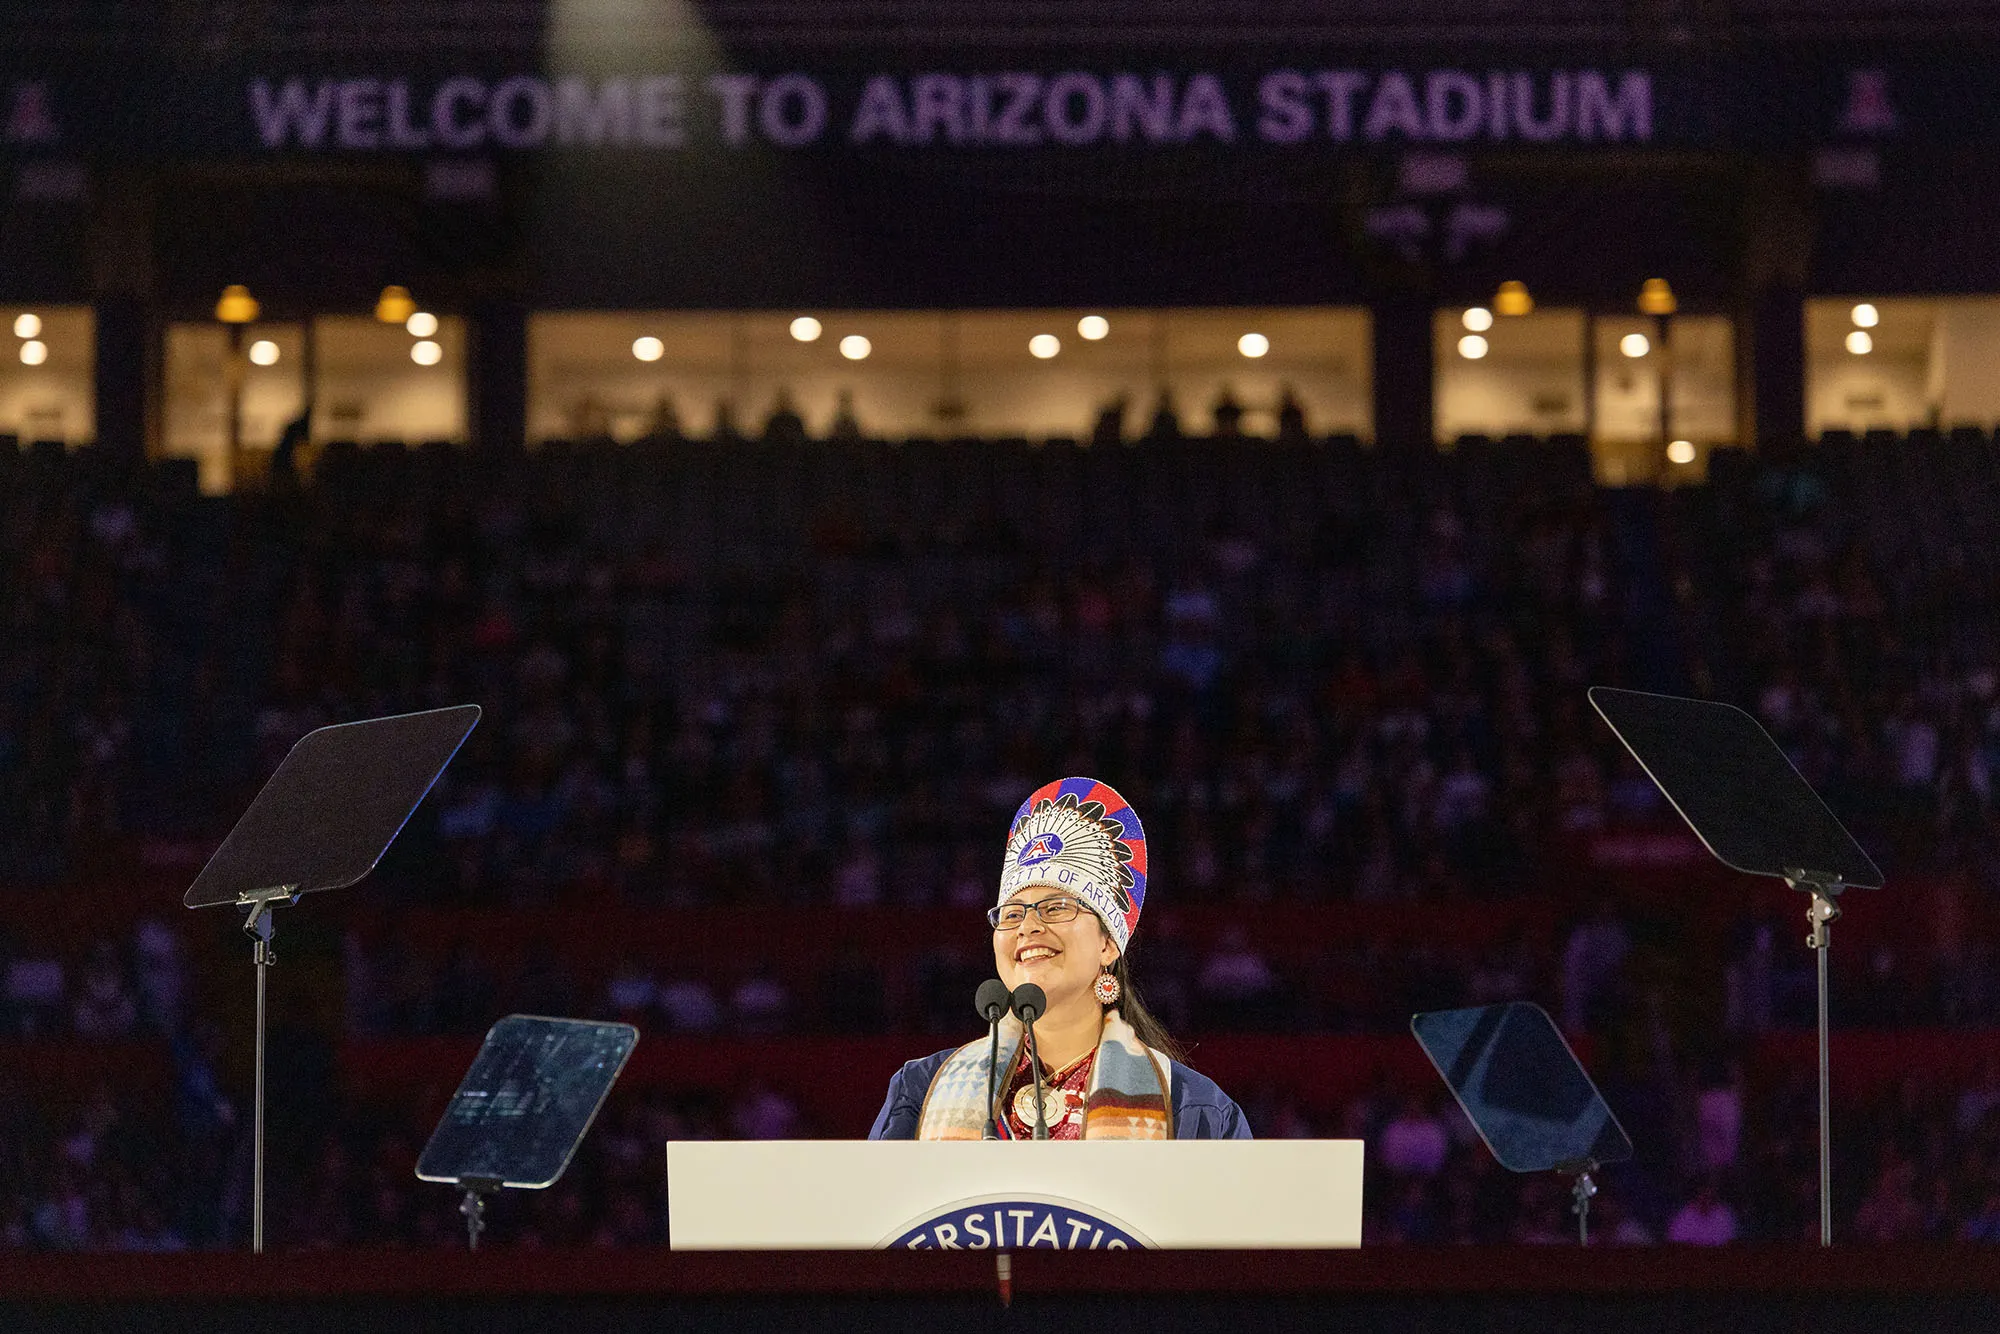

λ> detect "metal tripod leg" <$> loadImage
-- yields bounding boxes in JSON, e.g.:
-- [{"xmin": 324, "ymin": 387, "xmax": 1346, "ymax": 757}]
[
  {"xmin": 1570, "ymin": 1168, "xmax": 1597, "ymax": 1246},
  {"xmin": 1793, "ymin": 873, "xmax": 1844, "ymax": 1247},
  {"xmin": 243, "ymin": 899, "xmax": 278, "ymax": 1255}
]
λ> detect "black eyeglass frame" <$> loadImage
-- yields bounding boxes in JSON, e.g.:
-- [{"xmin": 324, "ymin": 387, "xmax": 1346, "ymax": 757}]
[{"xmin": 986, "ymin": 894, "xmax": 1087, "ymax": 931}]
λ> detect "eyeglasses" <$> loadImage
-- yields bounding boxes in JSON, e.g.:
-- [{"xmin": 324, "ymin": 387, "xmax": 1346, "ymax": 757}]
[{"xmin": 987, "ymin": 895, "xmax": 1085, "ymax": 931}]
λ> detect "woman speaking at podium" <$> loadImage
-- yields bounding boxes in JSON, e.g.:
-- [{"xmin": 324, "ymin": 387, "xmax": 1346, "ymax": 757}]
[{"xmin": 869, "ymin": 778, "xmax": 1251, "ymax": 1141}]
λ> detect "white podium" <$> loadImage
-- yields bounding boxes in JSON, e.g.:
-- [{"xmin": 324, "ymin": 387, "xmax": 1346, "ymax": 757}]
[{"xmin": 667, "ymin": 1140, "xmax": 1364, "ymax": 1249}]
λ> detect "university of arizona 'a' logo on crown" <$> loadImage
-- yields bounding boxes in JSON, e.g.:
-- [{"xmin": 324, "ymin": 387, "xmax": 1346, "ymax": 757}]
[
  {"xmin": 999, "ymin": 778, "xmax": 1148, "ymax": 954},
  {"xmin": 1017, "ymin": 833, "xmax": 1065, "ymax": 866}
]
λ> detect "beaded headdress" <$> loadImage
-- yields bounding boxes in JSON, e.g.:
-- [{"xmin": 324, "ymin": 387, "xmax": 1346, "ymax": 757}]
[{"xmin": 998, "ymin": 777, "xmax": 1148, "ymax": 955}]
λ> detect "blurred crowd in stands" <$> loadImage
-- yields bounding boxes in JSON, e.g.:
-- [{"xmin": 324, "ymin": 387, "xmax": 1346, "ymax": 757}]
[
  {"xmin": 12, "ymin": 998, "xmax": 2000, "ymax": 1250},
  {"xmin": 3, "ymin": 425, "xmax": 1999, "ymax": 1250}
]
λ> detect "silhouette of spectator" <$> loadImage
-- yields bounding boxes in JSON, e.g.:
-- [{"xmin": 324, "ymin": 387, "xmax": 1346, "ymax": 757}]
[
  {"xmin": 1091, "ymin": 393, "xmax": 1128, "ymax": 448},
  {"xmin": 1276, "ymin": 385, "xmax": 1309, "ymax": 442},
  {"xmin": 1211, "ymin": 385, "xmax": 1244, "ymax": 438},
  {"xmin": 763, "ymin": 389, "xmax": 806, "ymax": 443},
  {"xmin": 645, "ymin": 393, "xmax": 684, "ymax": 440},
  {"xmin": 829, "ymin": 388, "xmax": 863, "ymax": 441}
]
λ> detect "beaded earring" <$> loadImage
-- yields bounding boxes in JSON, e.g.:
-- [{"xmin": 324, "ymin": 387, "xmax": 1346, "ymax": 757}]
[{"xmin": 1092, "ymin": 968, "xmax": 1122, "ymax": 1005}]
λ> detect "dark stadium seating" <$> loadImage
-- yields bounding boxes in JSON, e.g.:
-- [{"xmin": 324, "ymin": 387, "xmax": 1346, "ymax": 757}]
[{"xmin": 3, "ymin": 431, "xmax": 1998, "ymax": 1251}]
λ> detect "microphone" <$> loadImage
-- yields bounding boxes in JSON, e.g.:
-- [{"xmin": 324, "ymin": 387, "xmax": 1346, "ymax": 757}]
[
  {"xmin": 975, "ymin": 978, "xmax": 1012, "ymax": 1022},
  {"xmin": 1010, "ymin": 983, "xmax": 1050, "ymax": 1140},
  {"xmin": 974, "ymin": 979, "xmax": 1011, "ymax": 1139}
]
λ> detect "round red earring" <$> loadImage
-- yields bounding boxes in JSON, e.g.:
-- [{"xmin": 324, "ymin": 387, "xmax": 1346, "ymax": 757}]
[{"xmin": 1093, "ymin": 970, "xmax": 1122, "ymax": 1005}]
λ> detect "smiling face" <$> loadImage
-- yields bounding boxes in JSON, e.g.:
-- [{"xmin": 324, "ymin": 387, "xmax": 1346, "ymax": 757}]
[{"xmin": 992, "ymin": 888, "xmax": 1120, "ymax": 1011}]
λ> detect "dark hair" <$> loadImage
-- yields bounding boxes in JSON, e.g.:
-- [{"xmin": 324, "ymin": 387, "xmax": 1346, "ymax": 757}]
[{"xmin": 1099, "ymin": 930, "xmax": 1185, "ymax": 1065}]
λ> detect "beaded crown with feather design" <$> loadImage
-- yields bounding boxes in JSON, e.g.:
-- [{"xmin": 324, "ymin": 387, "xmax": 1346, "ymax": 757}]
[{"xmin": 998, "ymin": 778, "xmax": 1147, "ymax": 954}]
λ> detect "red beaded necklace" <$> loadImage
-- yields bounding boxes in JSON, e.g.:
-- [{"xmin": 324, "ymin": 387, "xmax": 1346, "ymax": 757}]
[{"xmin": 1002, "ymin": 1047, "xmax": 1096, "ymax": 1139}]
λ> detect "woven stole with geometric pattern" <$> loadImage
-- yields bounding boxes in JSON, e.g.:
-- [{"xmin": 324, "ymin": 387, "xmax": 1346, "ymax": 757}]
[{"xmin": 915, "ymin": 1009, "xmax": 1172, "ymax": 1140}]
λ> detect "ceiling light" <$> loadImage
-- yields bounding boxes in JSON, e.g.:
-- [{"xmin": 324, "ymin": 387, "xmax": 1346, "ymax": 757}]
[
  {"xmin": 1846, "ymin": 330, "xmax": 1873, "ymax": 355},
  {"xmin": 406, "ymin": 311, "xmax": 439, "ymax": 338},
  {"xmin": 1237, "ymin": 332, "xmax": 1270, "ymax": 358},
  {"xmin": 839, "ymin": 334, "xmax": 871, "ymax": 361},
  {"xmin": 19, "ymin": 340, "xmax": 46, "ymax": 366},
  {"xmin": 1457, "ymin": 334, "xmax": 1488, "ymax": 360},
  {"xmin": 1462, "ymin": 307, "xmax": 1493, "ymax": 332},
  {"xmin": 1077, "ymin": 315, "xmax": 1109, "ymax": 340},
  {"xmin": 248, "ymin": 340, "xmax": 280, "ymax": 366},
  {"xmin": 411, "ymin": 339, "xmax": 442, "ymax": 366},
  {"xmin": 1620, "ymin": 333, "xmax": 1651, "ymax": 358},
  {"xmin": 790, "ymin": 316, "xmax": 823, "ymax": 342},
  {"xmin": 12, "ymin": 313, "xmax": 40, "ymax": 339},
  {"xmin": 375, "ymin": 285, "xmax": 417, "ymax": 325},
  {"xmin": 214, "ymin": 284, "xmax": 259, "ymax": 324},
  {"xmin": 1029, "ymin": 333, "xmax": 1060, "ymax": 359},
  {"xmin": 1851, "ymin": 303, "xmax": 1879, "ymax": 328},
  {"xmin": 1637, "ymin": 278, "xmax": 1677, "ymax": 316},
  {"xmin": 632, "ymin": 336, "xmax": 664, "ymax": 362},
  {"xmin": 1493, "ymin": 281, "xmax": 1534, "ymax": 317},
  {"xmin": 1666, "ymin": 439, "xmax": 1696, "ymax": 465}
]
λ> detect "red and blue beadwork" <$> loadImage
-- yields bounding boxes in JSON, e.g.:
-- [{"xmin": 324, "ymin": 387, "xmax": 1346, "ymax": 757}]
[{"xmin": 999, "ymin": 777, "xmax": 1148, "ymax": 954}]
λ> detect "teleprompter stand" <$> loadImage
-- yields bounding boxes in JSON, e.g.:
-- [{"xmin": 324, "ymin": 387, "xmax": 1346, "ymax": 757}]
[
  {"xmin": 1413, "ymin": 1002, "xmax": 1631, "ymax": 1245},
  {"xmin": 1589, "ymin": 686, "xmax": 1883, "ymax": 1246},
  {"xmin": 416, "ymin": 1015, "xmax": 638, "ymax": 1250},
  {"xmin": 183, "ymin": 704, "xmax": 481, "ymax": 1253}
]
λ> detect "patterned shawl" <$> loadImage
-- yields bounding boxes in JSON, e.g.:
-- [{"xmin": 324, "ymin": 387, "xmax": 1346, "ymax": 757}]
[{"xmin": 915, "ymin": 1009, "xmax": 1172, "ymax": 1140}]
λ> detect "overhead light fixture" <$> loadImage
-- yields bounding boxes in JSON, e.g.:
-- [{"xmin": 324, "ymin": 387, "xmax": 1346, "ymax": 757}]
[
  {"xmin": 1462, "ymin": 307, "xmax": 1493, "ymax": 332},
  {"xmin": 1493, "ymin": 281, "xmax": 1534, "ymax": 317},
  {"xmin": 1851, "ymin": 303, "xmax": 1879, "ymax": 328},
  {"xmin": 839, "ymin": 334, "xmax": 871, "ymax": 361},
  {"xmin": 632, "ymin": 336, "xmax": 664, "ymax": 362},
  {"xmin": 1457, "ymin": 334, "xmax": 1489, "ymax": 360},
  {"xmin": 790, "ymin": 316, "xmax": 823, "ymax": 342},
  {"xmin": 248, "ymin": 339, "xmax": 280, "ymax": 366},
  {"xmin": 410, "ymin": 339, "xmax": 442, "ymax": 366},
  {"xmin": 215, "ymin": 284, "xmax": 260, "ymax": 324},
  {"xmin": 1637, "ymin": 278, "xmax": 1677, "ymax": 316},
  {"xmin": 1619, "ymin": 333, "xmax": 1651, "ymax": 358},
  {"xmin": 1666, "ymin": 439, "xmax": 1696, "ymax": 465},
  {"xmin": 1077, "ymin": 315, "xmax": 1109, "ymax": 340},
  {"xmin": 375, "ymin": 285, "xmax": 418, "ymax": 325},
  {"xmin": 19, "ymin": 340, "xmax": 47, "ymax": 366},
  {"xmin": 1846, "ymin": 330, "xmax": 1873, "ymax": 355},
  {"xmin": 12, "ymin": 313, "xmax": 41, "ymax": 339},
  {"xmin": 1029, "ymin": 334, "xmax": 1061, "ymax": 359},
  {"xmin": 1237, "ymin": 332, "xmax": 1270, "ymax": 358},
  {"xmin": 406, "ymin": 311, "xmax": 439, "ymax": 338}
]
